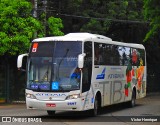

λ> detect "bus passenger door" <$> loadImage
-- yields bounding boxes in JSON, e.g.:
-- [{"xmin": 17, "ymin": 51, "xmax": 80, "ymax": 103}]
[
  {"xmin": 81, "ymin": 41, "xmax": 93, "ymax": 109},
  {"xmin": 82, "ymin": 41, "xmax": 92, "ymax": 93}
]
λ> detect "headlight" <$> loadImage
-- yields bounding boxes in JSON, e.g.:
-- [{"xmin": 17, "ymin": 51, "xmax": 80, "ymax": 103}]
[
  {"xmin": 66, "ymin": 94, "xmax": 80, "ymax": 100},
  {"xmin": 26, "ymin": 93, "xmax": 37, "ymax": 99}
]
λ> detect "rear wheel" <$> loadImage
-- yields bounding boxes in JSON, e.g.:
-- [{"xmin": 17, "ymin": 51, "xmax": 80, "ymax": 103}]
[
  {"xmin": 130, "ymin": 90, "xmax": 136, "ymax": 107},
  {"xmin": 47, "ymin": 111, "xmax": 55, "ymax": 116}
]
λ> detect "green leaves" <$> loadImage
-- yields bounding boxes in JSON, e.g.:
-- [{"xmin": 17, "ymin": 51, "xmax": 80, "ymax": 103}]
[
  {"xmin": 48, "ymin": 17, "xmax": 64, "ymax": 36},
  {"xmin": 80, "ymin": 19, "xmax": 111, "ymax": 35},
  {"xmin": 62, "ymin": 0, "xmax": 144, "ymax": 35},
  {"xmin": 143, "ymin": 0, "xmax": 160, "ymax": 41},
  {"xmin": 0, "ymin": 0, "xmax": 64, "ymax": 55},
  {"xmin": 0, "ymin": 0, "xmax": 41, "ymax": 55}
]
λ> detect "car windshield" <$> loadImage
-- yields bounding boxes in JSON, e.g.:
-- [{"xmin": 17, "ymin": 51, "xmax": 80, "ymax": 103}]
[{"xmin": 27, "ymin": 41, "xmax": 82, "ymax": 92}]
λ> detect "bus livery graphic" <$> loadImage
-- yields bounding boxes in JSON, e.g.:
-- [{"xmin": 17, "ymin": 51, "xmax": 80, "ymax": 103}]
[{"xmin": 96, "ymin": 68, "xmax": 106, "ymax": 79}]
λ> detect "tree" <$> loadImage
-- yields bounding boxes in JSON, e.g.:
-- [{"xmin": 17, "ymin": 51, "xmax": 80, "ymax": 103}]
[
  {"xmin": 0, "ymin": 0, "xmax": 64, "ymax": 55},
  {"xmin": 0, "ymin": 0, "xmax": 42, "ymax": 55},
  {"xmin": 143, "ymin": 0, "xmax": 160, "ymax": 92},
  {"xmin": 0, "ymin": 0, "xmax": 64, "ymax": 102},
  {"xmin": 80, "ymin": 0, "xmax": 145, "ymax": 39},
  {"xmin": 34, "ymin": 0, "xmax": 64, "ymax": 36},
  {"xmin": 48, "ymin": 17, "xmax": 64, "ymax": 36},
  {"xmin": 55, "ymin": 0, "xmax": 145, "ymax": 42},
  {"xmin": 0, "ymin": 0, "xmax": 43, "ymax": 55},
  {"xmin": 143, "ymin": 0, "xmax": 160, "ymax": 41}
]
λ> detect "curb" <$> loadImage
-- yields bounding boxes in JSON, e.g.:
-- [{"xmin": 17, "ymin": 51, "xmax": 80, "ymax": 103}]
[
  {"xmin": 146, "ymin": 92, "xmax": 160, "ymax": 97},
  {"xmin": 12, "ymin": 101, "xmax": 26, "ymax": 104}
]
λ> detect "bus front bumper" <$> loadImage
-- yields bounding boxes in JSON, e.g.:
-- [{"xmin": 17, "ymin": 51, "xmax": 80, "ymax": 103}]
[{"xmin": 26, "ymin": 98, "xmax": 83, "ymax": 111}]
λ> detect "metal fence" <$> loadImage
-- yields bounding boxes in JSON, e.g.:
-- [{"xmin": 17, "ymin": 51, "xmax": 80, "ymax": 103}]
[
  {"xmin": 0, "ymin": 65, "xmax": 6, "ymax": 103},
  {"xmin": 0, "ymin": 59, "xmax": 26, "ymax": 103}
]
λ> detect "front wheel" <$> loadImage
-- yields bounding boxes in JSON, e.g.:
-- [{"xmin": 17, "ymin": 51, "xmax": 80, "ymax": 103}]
[
  {"xmin": 91, "ymin": 96, "xmax": 99, "ymax": 116},
  {"xmin": 47, "ymin": 111, "xmax": 55, "ymax": 116}
]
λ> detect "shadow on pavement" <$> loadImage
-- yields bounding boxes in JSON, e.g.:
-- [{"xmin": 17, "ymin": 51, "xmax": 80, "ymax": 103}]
[{"xmin": 34, "ymin": 102, "xmax": 144, "ymax": 122}]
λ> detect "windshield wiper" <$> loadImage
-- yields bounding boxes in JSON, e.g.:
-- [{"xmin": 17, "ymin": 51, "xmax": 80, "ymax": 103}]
[{"xmin": 57, "ymin": 49, "xmax": 69, "ymax": 80}]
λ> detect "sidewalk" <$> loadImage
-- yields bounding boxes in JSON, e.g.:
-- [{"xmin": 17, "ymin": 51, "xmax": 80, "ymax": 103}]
[
  {"xmin": 0, "ymin": 101, "xmax": 26, "ymax": 109},
  {"xmin": 0, "ymin": 103, "xmax": 25, "ymax": 109},
  {"xmin": 146, "ymin": 92, "xmax": 160, "ymax": 96}
]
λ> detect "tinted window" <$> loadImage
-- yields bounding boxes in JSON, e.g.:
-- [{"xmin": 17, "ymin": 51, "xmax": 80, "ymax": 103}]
[
  {"xmin": 30, "ymin": 42, "xmax": 54, "ymax": 57},
  {"xmin": 118, "ymin": 46, "xmax": 131, "ymax": 66},
  {"xmin": 132, "ymin": 49, "xmax": 145, "ymax": 66},
  {"xmin": 94, "ymin": 42, "xmax": 145, "ymax": 66},
  {"xmin": 94, "ymin": 43, "xmax": 120, "ymax": 65}
]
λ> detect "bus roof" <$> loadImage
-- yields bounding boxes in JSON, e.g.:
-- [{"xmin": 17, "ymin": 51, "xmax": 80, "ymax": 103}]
[
  {"xmin": 33, "ymin": 33, "xmax": 112, "ymax": 42},
  {"xmin": 111, "ymin": 41, "xmax": 145, "ymax": 49},
  {"xmin": 33, "ymin": 33, "xmax": 145, "ymax": 49}
]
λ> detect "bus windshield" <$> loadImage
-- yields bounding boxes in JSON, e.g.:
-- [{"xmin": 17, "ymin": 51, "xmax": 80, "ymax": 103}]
[{"xmin": 27, "ymin": 41, "xmax": 82, "ymax": 92}]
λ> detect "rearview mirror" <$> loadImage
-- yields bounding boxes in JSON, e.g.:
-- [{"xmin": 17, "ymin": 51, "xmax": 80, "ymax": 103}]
[
  {"xmin": 17, "ymin": 53, "xmax": 28, "ymax": 71},
  {"xmin": 78, "ymin": 53, "xmax": 86, "ymax": 68}
]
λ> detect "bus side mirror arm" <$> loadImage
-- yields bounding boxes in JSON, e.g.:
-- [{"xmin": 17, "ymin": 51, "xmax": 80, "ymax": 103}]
[
  {"xmin": 78, "ymin": 53, "xmax": 86, "ymax": 69},
  {"xmin": 17, "ymin": 53, "xmax": 28, "ymax": 71}
]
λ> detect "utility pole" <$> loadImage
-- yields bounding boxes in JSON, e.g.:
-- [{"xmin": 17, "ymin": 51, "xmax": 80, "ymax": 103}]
[
  {"xmin": 32, "ymin": 0, "xmax": 48, "ymax": 37},
  {"xmin": 43, "ymin": 0, "xmax": 47, "ymax": 36},
  {"xmin": 33, "ymin": 0, "xmax": 37, "ymax": 38},
  {"xmin": 33, "ymin": 0, "xmax": 37, "ymax": 18}
]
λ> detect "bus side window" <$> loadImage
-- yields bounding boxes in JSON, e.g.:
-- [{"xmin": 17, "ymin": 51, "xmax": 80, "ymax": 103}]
[{"xmin": 82, "ymin": 41, "xmax": 92, "ymax": 93}]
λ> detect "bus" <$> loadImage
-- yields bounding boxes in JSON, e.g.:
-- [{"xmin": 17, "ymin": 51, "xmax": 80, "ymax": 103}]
[{"xmin": 17, "ymin": 33, "xmax": 146, "ymax": 116}]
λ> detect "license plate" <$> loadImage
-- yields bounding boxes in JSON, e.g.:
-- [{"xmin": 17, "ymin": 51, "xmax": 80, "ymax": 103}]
[{"xmin": 46, "ymin": 103, "xmax": 56, "ymax": 107}]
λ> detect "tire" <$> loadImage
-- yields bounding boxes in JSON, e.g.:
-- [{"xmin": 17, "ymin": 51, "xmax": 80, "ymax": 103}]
[
  {"xmin": 92, "ymin": 96, "xmax": 99, "ymax": 116},
  {"xmin": 47, "ymin": 111, "xmax": 55, "ymax": 116},
  {"xmin": 130, "ymin": 90, "xmax": 136, "ymax": 107}
]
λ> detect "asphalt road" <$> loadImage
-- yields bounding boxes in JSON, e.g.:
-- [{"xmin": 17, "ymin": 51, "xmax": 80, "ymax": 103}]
[{"xmin": 0, "ymin": 93, "xmax": 160, "ymax": 125}]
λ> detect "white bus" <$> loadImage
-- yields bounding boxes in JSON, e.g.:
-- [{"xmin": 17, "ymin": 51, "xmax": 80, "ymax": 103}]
[{"xmin": 17, "ymin": 33, "xmax": 146, "ymax": 116}]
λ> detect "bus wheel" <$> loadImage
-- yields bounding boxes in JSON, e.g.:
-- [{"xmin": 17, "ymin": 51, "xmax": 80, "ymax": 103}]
[
  {"xmin": 47, "ymin": 111, "xmax": 55, "ymax": 116},
  {"xmin": 93, "ymin": 96, "xmax": 98, "ymax": 116},
  {"xmin": 131, "ymin": 90, "xmax": 136, "ymax": 107}
]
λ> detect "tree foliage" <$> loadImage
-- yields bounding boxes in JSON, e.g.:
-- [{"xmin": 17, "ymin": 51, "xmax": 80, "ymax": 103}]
[
  {"xmin": 55, "ymin": 0, "xmax": 144, "ymax": 41},
  {"xmin": 48, "ymin": 17, "xmax": 64, "ymax": 36},
  {"xmin": 143, "ymin": 0, "xmax": 160, "ymax": 41},
  {"xmin": 81, "ymin": 0, "xmax": 144, "ymax": 36},
  {"xmin": 0, "ymin": 0, "xmax": 43, "ymax": 55},
  {"xmin": 0, "ymin": 0, "xmax": 64, "ymax": 55}
]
